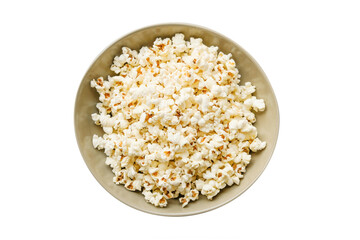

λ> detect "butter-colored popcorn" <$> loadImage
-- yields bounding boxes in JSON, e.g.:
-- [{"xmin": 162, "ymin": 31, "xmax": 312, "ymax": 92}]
[{"xmin": 90, "ymin": 33, "xmax": 266, "ymax": 207}]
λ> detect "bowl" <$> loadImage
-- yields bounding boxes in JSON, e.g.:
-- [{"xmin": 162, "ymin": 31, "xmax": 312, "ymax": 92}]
[{"xmin": 74, "ymin": 23, "xmax": 279, "ymax": 216}]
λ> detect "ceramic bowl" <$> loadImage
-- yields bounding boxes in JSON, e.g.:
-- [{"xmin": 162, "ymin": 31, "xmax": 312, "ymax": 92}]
[{"xmin": 74, "ymin": 23, "xmax": 279, "ymax": 216}]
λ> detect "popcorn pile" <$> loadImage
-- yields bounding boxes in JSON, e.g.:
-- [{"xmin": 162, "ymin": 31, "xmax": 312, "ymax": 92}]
[{"xmin": 90, "ymin": 34, "xmax": 266, "ymax": 207}]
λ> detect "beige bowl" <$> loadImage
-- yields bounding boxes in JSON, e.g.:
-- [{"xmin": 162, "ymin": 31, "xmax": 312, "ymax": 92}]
[{"xmin": 74, "ymin": 23, "xmax": 279, "ymax": 216}]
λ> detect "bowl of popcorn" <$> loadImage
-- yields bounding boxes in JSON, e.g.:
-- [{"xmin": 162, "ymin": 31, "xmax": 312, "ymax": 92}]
[{"xmin": 74, "ymin": 23, "xmax": 279, "ymax": 216}]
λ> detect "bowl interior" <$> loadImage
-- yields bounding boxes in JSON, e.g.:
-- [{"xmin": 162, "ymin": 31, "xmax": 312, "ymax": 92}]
[{"xmin": 74, "ymin": 24, "xmax": 279, "ymax": 216}]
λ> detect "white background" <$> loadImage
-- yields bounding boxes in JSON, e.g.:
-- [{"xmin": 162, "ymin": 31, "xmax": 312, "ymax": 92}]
[{"xmin": 1, "ymin": 0, "xmax": 359, "ymax": 239}]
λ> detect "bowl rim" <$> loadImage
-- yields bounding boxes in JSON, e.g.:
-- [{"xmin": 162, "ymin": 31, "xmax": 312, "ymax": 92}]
[{"xmin": 74, "ymin": 22, "xmax": 280, "ymax": 217}]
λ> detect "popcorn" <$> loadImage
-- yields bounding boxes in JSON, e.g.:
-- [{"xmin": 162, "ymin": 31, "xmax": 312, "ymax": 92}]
[
  {"xmin": 250, "ymin": 138, "xmax": 267, "ymax": 152},
  {"xmin": 244, "ymin": 96, "xmax": 266, "ymax": 112},
  {"xmin": 229, "ymin": 118, "xmax": 246, "ymax": 130},
  {"xmin": 90, "ymin": 33, "xmax": 266, "ymax": 208}
]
